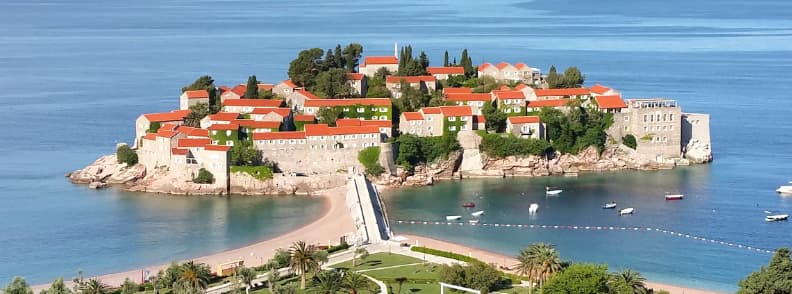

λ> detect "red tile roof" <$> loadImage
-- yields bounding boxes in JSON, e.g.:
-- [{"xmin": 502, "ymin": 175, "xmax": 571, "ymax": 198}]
[
  {"xmin": 336, "ymin": 118, "xmax": 363, "ymax": 127},
  {"xmin": 514, "ymin": 62, "xmax": 529, "ymax": 70},
  {"xmin": 223, "ymin": 99, "xmax": 283, "ymax": 107},
  {"xmin": 363, "ymin": 56, "xmax": 398, "ymax": 65},
  {"xmin": 143, "ymin": 110, "xmax": 191, "ymax": 122},
  {"xmin": 160, "ymin": 123, "xmax": 179, "ymax": 131},
  {"xmin": 443, "ymin": 87, "xmax": 472, "ymax": 94},
  {"xmin": 402, "ymin": 112, "xmax": 424, "ymax": 121},
  {"xmin": 234, "ymin": 120, "xmax": 281, "ymax": 129},
  {"xmin": 280, "ymin": 79, "xmax": 298, "ymax": 88},
  {"xmin": 426, "ymin": 67, "xmax": 465, "ymax": 75},
  {"xmin": 534, "ymin": 88, "xmax": 590, "ymax": 97},
  {"xmin": 304, "ymin": 124, "xmax": 380, "ymax": 136},
  {"xmin": 473, "ymin": 115, "xmax": 486, "ymax": 123},
  {"xmin": 177, "ymin": 138, "xmax": 212, "ymax": 148},
  {"xmin": 155, "ymin": 130, "xmax": 178, "ymax": 138},
  {"xmin": 183, "ymin": 90, "xmax": 209, "ymax": 99},
  {"xmin": 304, "ymin": 98, "xmax": 391, "ymax": 107},
  {"xmin": 296, "ymin": 89, "xmax": 320, "ymax": 100},
  {"xmin": 514, "ymin": 84, "xmax": 528, "ymax": 90},
  {"xmin": 335, "ymin": 119, "xmax": 392, "ymax": 128},
  {"xmin": 346, "ymin": 73, "xmax": 364, "ymax": 80},
  {"xmin": 589, "ymin": 84, "xmax": 611, "ymax": 95},
  {"xmin": 594, "ymin": 95, "xmax": 627, "ymax": 109},
  {"xmin": 439, "ymin": 106, "xmax": 473, "ymax": 117},
  {"xmin": 204, "ymin": 145, "xmax": 232, "ymax": 152},
  {"xmin": 421, "ymin": 107, "xmax": 441, "ymax": 114},
  {"xmin": 251, "ymin": 107, "xmax": 291, "ymax": 117},
  {"xmin": 508, "ymin": 116, "xmax": 541, "ymax": 124},
  {"xmin": 496, "ymin": 62, "xmax": 512, "ymax": 70},
  {"xmin": 207, "ymin": 123, "xmax": 239, "ymax": 131},
  {"xmin": 225, "ymin": 84, "xmax": 246, "ymax": 97},
  {"xmin": 253, "ymin": 131, "xmax": 306, "ymax": 140},
  {"xmin": 528, "ymin": 99, "xmax": 571, "ymax": 108},
  {"xmin": 176, "ymin": 126, "xmax": 209, "ymax": 137},
  {"xmin": 385, "ymin": 76, "xmax": 436, "ymax": 83},
  {"xmin": 293, "ymin": 114, "xmax": 315, "ymax": 122},
  {"xmin": 218, "ymin": 85, "xmax": 231, "ymax": 91},
  {"xmin": 478, "ymin": 63, "xmax": 494, "ymax": 71},
  {"xmin": 171, "ymin": 148, "xmax": 189, "ymax": 155},
  {"xmin": 142, "ymin": 133, "xmax": 157, "ymax": 141},
  {"xmin": 498, "ymin": 85, "xmax": 511, "ymax": 91},
  {"xmin": 446, "ymin": 93, "xmax": 492, "ymax": 102},
  {"xmin": 493, "ymin": 90, "xmax": 526, "ymax": 99},
  {"xmin": 257, "ymin": 84, "xmax": 273, "ymax": 92},
  {"xmin": 207, "ymin": 112, "xmax": 240, "ymax": 121}
]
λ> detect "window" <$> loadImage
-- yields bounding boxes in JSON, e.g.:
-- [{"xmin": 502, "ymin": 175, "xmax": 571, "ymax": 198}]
[
  {"xmin": 624, "ymin": 116, "xmax": 629, "ymax": 122},
  {"xmin": 643, "ymin": 115, "xmax": 647, "ymax": 122},
  {"xmin": 427, "ymin": 126, "xmax": 433, "ymax": 131},
  {"xmin": 504, "ymin": 100, "xmax": 512, "ymax": 105},
  {"xmin": 644, "ymin": 126, "xmax": 648, "ymax": 131},
  {"xmin": 663, "ymin": 114, "xmax": 667, "ymax": 121},
  {"xmin": 227, "ymin": 141, "xmax": 234, "ymax": 146},
  {"xmin": 449, "ymin": 126, "xmax": 457, "ymax": 131},
  {"xmin": 268, "ymin": 140, "xmax": 274, "ymax": 144},
  {"xmin": 379, "ymin": 115, "xmax": 387, "ymax": 120},
  {"xmin": 289, "ymin": 139, "xmax": 296, "ymax": 144},
  {"xmin": 226, "ymin": 130, "xmax": 232, "ymax": 136},
  {"xmin": 448, "ymin": 116, "xmax": 456, "ymax": 121},
  {"xmin": 461, "ymin": 125, "xmax": 468, "ymax": 130},
  {"xmin": 478, "ymin": 101, "xmax": 484, "ymax": 107},
  {"xmin": 212, "ymin": 130, "xmax": 217, "ymax": 135},
  {"xmin": 371, "ymin": 107, "xmax": 377, "ymax": 111},
  {"xmin": 513, "ymin": 106, "xmax": 521, "ymax": 112},
  {"xmin": 669, "ymin": 114, "xmax": 674, "ymax": 121},
  {"xmin": 343, "ymin": 107, "xmax": 350, "ymax": 112},
  {"xmin": 409, "ymin": 129, "xmax": 416, "ymax": 134},
  {"xmin": 353, "ymin": 134, "xmax": 358, "ymax": 139},
  {"xmin": 427, "ymin": 117, "xmax": 433, "ymax": 121},
  {"xmin": 663, "ymin": 125, "xmax": 667, "ymax": 131},
  {"xmin": 417, "ymin": 121, "xmax": 423, "ymax": 125},
  {"xmin": 670, "ymin": 125, "xmax": 674, "ymax": 131},
  {"xmin": 321, "ymin": 136, "xmax": 326, "ymax": 140},
  {"xmin": 410, "ymin": 121, "xmax": 416, "ymax": 126},
  {"xmin": 624, "ymin": 126, "xmax": 629, "ymax": 131},
  {"xmin": 505, "ymin": 108, "xmax": 512, "ymax": 113},
  {"xmin": 461, "ymin": 116, "xmax": 468, "ymax": 121},
  {"xmin": 379, "ymin": 107, "xmax": 387, "ymax": 112},
  {"xmin": 357, "ymin": 107, "xmax": 365, "ymax": 113},
  {"xmin": 663, "ymin": 136, "xmax": 668, "ymax": 142},
  {"xmin": 212, "ymin": 140, "xmax": 219, "ymax": 145},
  {"xmin": 650, "ymin": 115, "xmax": 654, "ymax": 122},
  {"xmin": 371, "ymin": 116, "xmax": 377, "ymax": 120},
  {"xmin": 457, "ymin": 102, "xmax": 464, "ymax": 106}
]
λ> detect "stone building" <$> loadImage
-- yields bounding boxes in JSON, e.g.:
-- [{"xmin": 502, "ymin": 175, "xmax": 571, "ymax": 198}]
[
  {"xmin": 273, "ymin": 79, "xmax": 298, "ymax": 97},
  {"xmin": 611, "ymin": 99, "xmax": 683, "ymax": 162},
  {"xmin": 477, "ymin": 62, "xmax": 541, "ymax": 85},
  {"xmin": 385, "ymin": 76, "xmax": 436, "ymax": 98},
  {"xmin": 426, "ymin": 66, "xmax": 465, "ymax": 81},
  {"xmin": 179, "ymin": 90, "xmax": 210, "ymax": 110},
  {"xmin": 681, "ymin": 113, "xmax": 712, "ymax": 163},
  {"xmin": 398, "ymin": 106, "xmax": 474, "ymax": 137},
  {"xmin": 506, "ymin": 116, "xmax": 545, "ymax": 140},
  {"xmin": 222, "ymin": 99, "xmax": 283, "ymax": 114},
  {"xmin": 358, "ymin": 56, "xmax": 399, "ymax": 77},
  {"xmin": 346, "ymin": 73, "xmax": 367, "ymax": 97},
  {"xmin": 445, "ymin": 93, "xmax": 491, "ymax": 115},
  {"xmin": 134, "ymin": 109, "xmax": 190, "ymax": 148}
]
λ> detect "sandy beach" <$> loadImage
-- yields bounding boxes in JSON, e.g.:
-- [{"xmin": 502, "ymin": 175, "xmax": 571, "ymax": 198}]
[
  {"xmin": 32, "ymin": 186, "xmax": 354, "ymax": 292},
  {"xmin": 400, "ymin": 234, "xmax": 725, "ymax": 294}
]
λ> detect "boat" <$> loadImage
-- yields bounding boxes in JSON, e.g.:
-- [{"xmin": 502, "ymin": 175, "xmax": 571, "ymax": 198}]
[
  {"xmin": 462, "ymin": 202, "xmax": 476, "ymax": 208},
  {"xmin": 764, "ymin": 210, "xmax": 774, "ymax": 214},
  {"xmin": 468, "ymin": 219, "xmax": 479, "ymax": 224},
  {"xmin": 546, "ymin": 187, "xmax": 562, "ymax": 195},
  {"xmin": 618, "ymin": 208, "xmax": 635, "ymax": 215},
  {"xmin": 766, "ymin": 214, "xmax": 789, "ymax": 222},
  {"xmin": 665, "ymin": 194, "xmax": 684, "ymax": 200},
  {"xmin": 528, "ymin": 203, "xmax": 539, "ymax": 214},
  {"xmin": 777, "ymin": 186, "xmax": 792, "ymax": 195},
  {"xmin": 602, "ymin": 202, "xmax": 617, "ymax": 209},
  {"xmin": 471, "ymin": 210, "xmax": 484, "ymax": 217},
  {"xmin": 446, "ymin": 215, "xmax": 462, "ymax": 221}
]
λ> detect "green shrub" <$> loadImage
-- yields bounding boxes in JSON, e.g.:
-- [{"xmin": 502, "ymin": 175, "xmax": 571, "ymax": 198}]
[
  {"xmin": 358, "ymin": 146, "xmax": 384, "ymax": 176},
  {"xmin": 230, "ymin": 166, "xmax": 273, "ymax": 181},
  {"xmin": 411, "ymin": 246, "xmax": 475, "ymax": 262},
  {"xmin": 116, "ymin": 145, "xmax": 138, "ymax": 166},
  {"xmin": 326, "ymin": 242, "xmax": 350, "ymax": 254},
  {"xmin": 193, "ymin": 168, "xmax": 214, "ymax": 184},
  {"xmin": 148, "ymin": 122, "xmax": 161, "ymax": 133},
  {"xmin": 396, "ymin": 134, "xmax": 460, "ymax": 171},
  {"xmin": 479, "ymin": 133, "xmax": 553, "ymax": 158},
  {"xmin": 622, "ymin": 134, "xmax": 637, "ymax": 149}
]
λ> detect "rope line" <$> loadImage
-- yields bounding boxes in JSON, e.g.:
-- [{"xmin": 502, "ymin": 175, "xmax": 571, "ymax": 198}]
[{"xmin": 393, "ymin": 220, "xmax": 774, "ymax": 254}]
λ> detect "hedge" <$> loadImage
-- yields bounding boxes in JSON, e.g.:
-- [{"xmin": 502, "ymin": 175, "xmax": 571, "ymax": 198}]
[
  {"xmin": 327, "ymin": 242, "xmax": 350, "ymax": 254},
  {"xmin": 410, "ymin": 246, "xmax": 475, "ymax": 263},
  {"xmin": 193, "ymin": 168, "xmax": 214, "ymax": 184},
  {"xmin": 230, "ymin": 165, "xmax": 273, "ymax": 181}
]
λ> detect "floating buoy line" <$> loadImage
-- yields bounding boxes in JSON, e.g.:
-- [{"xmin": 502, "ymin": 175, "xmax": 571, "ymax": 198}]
[{"xmin": 393, "ymin": 220, "xmax": 774, "ymax": 254}]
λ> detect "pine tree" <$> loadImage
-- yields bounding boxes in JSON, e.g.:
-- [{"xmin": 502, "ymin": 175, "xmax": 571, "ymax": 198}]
[
  {"xmin": 333, "ymin": 44, "xmax": 344, "ymax": 71},
  {"xmin": 245, "ymin": 75, "xmax": 258, "ymax": 98},
  {"xmin": 444, "ymin": 50, "xmax": 449, "ymax": 67},
  {"xmin": 323, "ymin": 48, "xmax": 335, "ymax": 70},
  {"xmin": 546, "ymin": 66, "xmax": 561, "ymax": 88},
  {"xmin": 418, "ymin": 51, "xmax": 429, "ymax": 71}
]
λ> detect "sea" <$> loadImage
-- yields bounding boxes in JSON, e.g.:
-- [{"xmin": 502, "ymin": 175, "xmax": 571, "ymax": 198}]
[{"xmin": 1, "ymin": 0, "xmax": 791, "ymax": 291}]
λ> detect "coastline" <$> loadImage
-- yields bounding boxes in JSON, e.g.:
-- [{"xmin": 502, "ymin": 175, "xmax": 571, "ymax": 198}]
[
  {"xmin": 32, "ymin": 186, "xmax": 355, "ymax": 292},
  {"xmin": 398, "ymin": 234, "xmax": 726, "ymax": 294}
]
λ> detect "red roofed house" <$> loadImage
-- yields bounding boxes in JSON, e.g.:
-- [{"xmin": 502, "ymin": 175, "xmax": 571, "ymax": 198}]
[
  {"xmin": 478, "ymin": 62, "xmax": 541, "ymax": 85},
  {"xmin": 506, "ymin": 116, "xmax": 545, "ymax": 139},
  {"xmin": 286, "ymin": 89, "xmax": 320, "ymax": 112},
  {"xmin": 359, "ymin": 56, "xmax": 399, "ymax": 77},
  {"xmin": 293, "ymin": 114, "xmax": 316, "ymax": 131},
  {"xmin": 399, "ymin": 106, "xmax": 474, "ymax": 137},
  {"xmin": 251, "ymin": 107, "xmax": 292, "ymax": 123},
  {"xmin": 220, "ymin": 84, "xmax": 247, "ymax": 102},
  {"xmin": 442, "ymin": 87, "xmax": 472, "ymax": 95},
  {"xmin": 304, "ymin": 124, "xmax": 382, "ymax": 150},
  {"xmin": 253, "ymin": 131, "xmax": 307, "ymax": 154},
  {"xmin": 385, "ymin": 76, "xmax": 436, "ymax": 99},
  {"xmin": 138, "ymin": 125, "xmax": 186, "ymax": 169},
  {"xmin": 273, "ymin": 79, "xmax": 299, "ymax": 97},
  {"xmin": 335, "ymin": 118, "xmax": 393, "ymax": 138},
  {"xmin": 302, "ymin": 98, "xmax": 392, "ymax": 121},
  {"xmin": 135, "ymin": 110, "xmax": 191, "ymax": 148},
  {"xmin": 589, "ymin": 84, "xmax": 617, "ymax": 96},
  {"xmin": 526, "ymin": 99, "xmax": 572, "ymax": 112},
  {"xmin": 492, "ymin": 90, "xmax": 527, "ymax": 116},
  {"xmin": 346, "ymin": 73, "xmax": 367, "ymax": 97},
  {"xmin": 176, "ymin": 126, "xmax": 209, "ymax": 138},
  {"xmin": 222, "ymin": 99, "xmax": 283, "ymax": 114},
  {"xmin": 592, "ymin": 95, "xmax": 627, "ymax": 113},
  {"xmin": 235, "ymin": 120, "xmax": 281, "ymax": 137},
  {"xmin": 180, "ymin": 90, "xmax": 210, "ymax": 110},
  {"xmin": 426, "ymin": 66, "xmax": 465, "ymax": 81},
  {"xmin": 445, "ymin": 93, "xmax": 492, "ymax": 115},
  {"xmin": 528, "ymin": 88, "xmax": 591, "ymax": 101},
  {"xmin": 199, "ymin": 112, "xmax": 240, "ymax": 129}
]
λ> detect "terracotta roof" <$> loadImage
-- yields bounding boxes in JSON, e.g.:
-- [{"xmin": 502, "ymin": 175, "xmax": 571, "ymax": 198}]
[
  {"xmin": 478, "ymin": 63, "xmax": 494, "ymax": 71},
  {"xmin": 224, "ymin": 84, "xmax": 246, "ymax": 97},
  {"xmin": 498, "ymin": 85, "xmax": 511, "ymax": 91},
  {"xmin": 176, "ymin": 126, "xmax": 209, "ymax": 137},
  {"xmin": 155, "ymin": 130, "xmax": 178, "ymax": 138},
  {"xmin": 207, "ymin": 123, "xmax": 239, "ymax": 131},
  {"xmin": 160, "ymin": 123, "xmax": 178, "ymax": 131},
  {"xmin": 402, "ymin": 112, "xmax": 424, "ymax": 121},
  {"xmin": 421, "ymin": 107, "xmax": 441, "ymax": 114},
  {"xmin": 253, "ymin": 131, "xmax": 306, "ymax": 140},
  {"xmin": 293, "ymin": 114, "xmax": 315, "ymax": 122},
  {"xmin": 528, "ymin": 99, "xmax": 571, "ymax": 108},
  {"xmin": 207, "ymin": 112, "xmax": 240, "ymax": 121},
  {"xmin": 508, "ymin": 116, "xmax": 541, "ymax": 124},
  {"xmin": 304, "ymin": 124, "xmax": 380, "ymax": 136},
  {"xmin": 234, "ymin": 120, "xmax": 281, "ymax": 129},
  {"xmin": 171, "ymin": 148, "xmax": 189, "ymax": 155},
  {"xmin": 496, "ymin": 62, "xmax": 512, "ymax": 70},
  {"xmin": 439, "ymin": 106, "xmax": 473, "ymax": 117},
  {"xmin": 143, "ymin": 110, "xmax": 191, "ymax": 122},
  {"xmin": 514, "ymin": 62, "xmax": 529, "ymax": 70},
  {"xmin": 204, "ymin": 145, "xmax": 232, "ymax": 151},
  {"xmin": 335, "ymin": 119, "xmax": 392, "ymax": 128},
  {"xmin": 280, "ymin": 79, "xmax": 297, "ymax": 88},
  {"xmin": 361, "ymin": 120, "xmax": 392, "ymax": 127},
  {"xmin": 594, "ymin": 95, "xmax": 627, "ymax": 109},
  {"xmin": 296, "ymin": 89, "xmax": 320, "ymax": 100},
  {"xmin": 346, "ymin": 73, "xmax": 364, "ymax": 80},
  {"xmin": 443, "ymin": 87, "xmax": 472, "ymax": 94},
  {"xmin": 218, "ymin": 85, "xmax": 231, "ymax": 91},
  {"xmin": 257, "ymin": 84, "xmax": 274, "ymax": 92},
  {"xmin": 514, "ymin": 84, "xmax": 528, "ymax": 90},
  {"xmin": 473, "ymin": 115, "xmax": 486, "ymax": 123},
  {"xmin": 304, "ymin": 98, "xmax": 391, "ymax": 107},
  {"xmin": 183, "ymin": 90, "xmax": 209, "ymax": 99},
  {"xmin": 445, "ymin": 93, "xmax": 492, "ymax": 102},
  {"xmin": 534, "ymin": 88, "xmax": 590, "ymax": 97},
  {"xmin": 385, "ymin": 76, "xmax": 436, "ymax": 83},
  {"xmin": 363, "ymin": 56, "xmax": 398, "ymax": 65},
  {"xmin": 426, "ymin": 67, "xmax": 465, "ymax": 75},
  {"xmin": 142, "ymin": 133, "xmax": 157, "ymax": 140},
  {"xmin": 223, "ymin": 99, "xmax": 282, "ymax": 107},
  {"xmin": 177, "ymin": 138, "xmax": 211, "ymax": 148},
  {"xmin": 251, "ymin": 107, "xmax": 291, "ymax": 117},
  {"xmin": 493, "ymin": 90, "xmax": 526, "ymax": 99},
  {"xmin": 589, "ymin": 84, "xmax": 611, "ymax": 95}
]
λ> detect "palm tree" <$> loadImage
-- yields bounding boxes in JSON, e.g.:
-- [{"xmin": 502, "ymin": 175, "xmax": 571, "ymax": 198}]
[
  {"xmin": 310, "ymin": 270, "xmax": 343, "ymax": 294},
  {"xmin": 176, "ymin": 260, "xmax": 212, "ymax": 293},
  {"xmin": 512, "ymin": 243, "xmax": 563, "ymax": 287},
  {"xmin": 610, "ymin": 269, "xmax": 648, "ymax": 294},
  {"xmin": 290, "ymin": 241, "xmax": 322, "ymax": 289},
  {"xmin": 82, "ymin": 279, "xmax": 108, "ymax": 294},
  {"xmin": 351, "ymin": 247, "xmax": 369, "ymax": 268},
  {"xmin": 394, "ymin": 277, "xmax": 407, "ymax": 294},
  {"xmin": 236, "ymin": 267, "xmax": 257, "ymax": 294},
  {"xmin": 342, "ymin": 271, "xmax": 370, "ymax": 294}
]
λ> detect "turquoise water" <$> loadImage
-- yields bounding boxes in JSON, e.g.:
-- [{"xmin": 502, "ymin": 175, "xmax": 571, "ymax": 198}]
[{"xmin": 2, "ymin": 0, "xmax": 792, "ymax": 290}]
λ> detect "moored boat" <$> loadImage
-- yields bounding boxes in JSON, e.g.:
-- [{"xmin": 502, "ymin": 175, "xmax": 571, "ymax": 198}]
[
  {"xmin": 777, "ymin": 186, "xmax": 792, "ymax": 195},
  {"xmin": 528, "ymin": 203, "xmax": 539, "ymax": 214},
  {"xmin": 469, "ymin": 219, "xmax": 479, "ymax": 224},
  {"xmin": 602, "ymin": 202, "xmax": 617, "ymax": 209},
  {"xmin": 619, "ymin": 208, "xmax": 635, "ymax": 215},
  {"xmin": 471, "ymin": 210, "xmax": 484, "ymax": 217},
  {"xmin": 665, "ymin": 194, "xmax": 684, "ymax": 200},
  {"xmin": 546, "ymin": 187, "xmax": 562, "ymax": 195},
  {"xmin": 446, "ymin": 215, "xmax": 462, "ymax": 221},
  {"xmin": 462, "ymin": 202, "xmax": 476, "ymax": 208},
  {"xmin": 766, "ymin": 214, "xmax": 789, "ymax": 222}
]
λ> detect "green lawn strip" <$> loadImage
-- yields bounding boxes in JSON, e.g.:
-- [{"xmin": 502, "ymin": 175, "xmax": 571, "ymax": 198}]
[{"xmin": 331, "ymin": 252, "xmax": 423, "ymax": 271}]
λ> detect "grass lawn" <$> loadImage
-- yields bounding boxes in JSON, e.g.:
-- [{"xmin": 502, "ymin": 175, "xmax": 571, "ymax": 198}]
[
  {"xmin": 333, "ymin": 253, "xmax": 440, "ymax": 293},
  {"xmin": 332, "ymin": 252, "xmax": 423, "ymax": 271}
]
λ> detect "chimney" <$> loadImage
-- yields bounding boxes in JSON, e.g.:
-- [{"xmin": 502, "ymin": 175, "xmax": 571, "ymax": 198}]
[{"xmin": 394, "ymin": 42, "xmax": 398, "ymax": 58}]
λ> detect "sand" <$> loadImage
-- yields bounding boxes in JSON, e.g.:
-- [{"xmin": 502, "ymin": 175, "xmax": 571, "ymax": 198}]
[{"xmin": 400, "ymin": 234, "xmax": 726, "ymax": 294}]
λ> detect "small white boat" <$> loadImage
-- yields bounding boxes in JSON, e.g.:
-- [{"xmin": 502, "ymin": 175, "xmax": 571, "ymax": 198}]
[
  {"xmin": 619, "ymin": 208, "xmax": 634, "ymax": 215},
  {"xmin": 602, "ymin": 202, "xmax": 617, "ymax": 209},
  {"xmin": 665, "ymin": 194, "xmax": 684, "ymax": 200},
  {"xmin": 471, "ymin": 210, "xmax": 484, "ymax": 217},
  {"xmin": 446, "ymin": 215, "xmax": 462, "ymax": 221},
  {"xmin": 468, "ymin": 219, "xmax": 479, "ymax": 224},
  {"xmin": 546, "ymin": 187, "xmax": 562, "ymax": 195},
  {"xmin": 764, "ymin": 210, "xmax": 774, "ymax": 214},
  {"xmin": 528, "ymin": 203, "xmax": 539, "ymax": 214},
  {"xmin": 766, "ymin": 214, "xmax": 789, "ymax": 222},
  {"xmin": 776, "ymin": 186, "xmax": 792, "ymax": 194}
]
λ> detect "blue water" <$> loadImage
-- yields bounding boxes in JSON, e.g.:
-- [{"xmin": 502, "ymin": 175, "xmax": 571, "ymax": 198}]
[{"xmin": 1, "ymin": 0, "xmax": 791, "ymax": 291}]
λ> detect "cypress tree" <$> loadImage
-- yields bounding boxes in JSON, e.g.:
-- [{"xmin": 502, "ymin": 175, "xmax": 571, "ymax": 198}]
[
  {"xmin": 334, "ymin": 44, "xmax": 344, "ymax": 71},
  {"xmin": 418, "ymin": 51, "xmax": 429, "ymax": 72},
  {"xmin": 444, "ymin": 50, "xmax": 449, "ymax": 67},
  {"xmin": 245, "ymin": 75, "xmax": 258, "ymax": 98},
  {"xmin": 323, "ymin": 48, "xmax": 335, "ymax": 70}
]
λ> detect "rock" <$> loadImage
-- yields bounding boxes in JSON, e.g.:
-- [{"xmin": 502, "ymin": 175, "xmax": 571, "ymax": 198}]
[
  {"xmin": 88, "ymin": 181, "xmax": 107, "ymax": 189},
  {"xmin": 685, "ymin": 139, "xmax": 713, "ymax": 163}
]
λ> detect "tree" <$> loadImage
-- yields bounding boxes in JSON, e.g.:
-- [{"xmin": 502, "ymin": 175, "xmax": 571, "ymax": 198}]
[
  {"xmin": 316, "ymin": 107, "xmax": 343, "ymax": 126},
  {"xmin": 460, "ymin": 49, "xmax": 475, "ymax": 77},
  {"xmin": 245, "ymin": 75, "xmax": 259, "ymax": 98},
  {"xmin": 314, "ymin": 68, "xmax": 350, "ymax": 98},
  {"xmin": 41, "ymin": 277, "xmax": 72, "ymax": 294},
  {"xmin": 609, "ymin": 269, "xmax": 647, "ymax": 294},
  {"xmin": 310, "ymin": 270, "xmax": 343, "ymax": 294},
  {"xmin": 351, "ymin": 247, "xmax": 369, "ymax": 267},
  {"xmin": 739, "ymin": 247, "xmax": 792, "ymax": 294},
  {"xmin": 343, "ymin": 271, "xmax": 370, "ymax": 294},
  {"xmin": 289, "ymin": 241, "xmax": 323, "ymax": 289},
  {"xmin": 184, "ymin": 103, "xmax": 210, "ymax": 127},
  {"xmin": 358, "ymin": 147, "xmax": 384, "ymax": 176},
  {"xmin": 438, "ymin": 262, "xmax": 503, "ymax": 293},
  {"xmin": 182, "ymin": 75, "xmax": 214, "ymax": 92},
  {"xmin": 267, "ymin": 266, "xmax": 280, "ymax": 293},
  {"xmin": 272, "ymin": 248, "xmax": 292, "ymax": 269},
  {"xmin": 175, "ymin": 261, "xmax": 212, "ymax": 294},
  {"xmin": 230, "ymin": 140, "xmax": 260, "ymax": 166},
  {"xmin": 342, "ymin": 43, "xmax": 364, "ymax": 72},
  {"xmin": 444, "ymin": 50, "xmax": 449, "ymax": 66},
  {"xmin": 120, "ymin": 278, "xmax": 139, "ymax": 294},
  {"xmin": 193, "ymin": 168, "xmax": 214, "ymax": 184},
  {"xmin": 622, "ymin": 134, "xmax": 637, "ymax": 149},
  {"xmin": 3, "ymin": 277, "xmax": 33, "ymax": 294},
  {"xmin": 236, "ymin": 267, "xmax": 257, "ymax": 294},
  {"xmin": 81, "ymin": 279, "xmax": 109, "ymax": 294},
  {"xmin": 116, "ymin": 144, "xmax": 138, "ymax": 166},
  {"xmin": 394, "ymin": 80, "xmax": 429, "ymax": 112},
  {"xmin": 513, "ymin": 243, "xmax": 563, "ymax": 287},
  {"xmin": 288, "ymin": 48, "xmax": 325, "ymax": 89},
  {"xmin": 481, "ymin": 101, "xmax": 506, "ymax": 133},
  {"xmin": 562, "ymin": 66, "xmax": 585, "ymax": 88},
  {"xmin": 541, "ymin": 263, "xmax": 610, "ymax": 294},
  {"xmin": 545, "ymin": 65, "xmax": 562, "ymax": 89}
]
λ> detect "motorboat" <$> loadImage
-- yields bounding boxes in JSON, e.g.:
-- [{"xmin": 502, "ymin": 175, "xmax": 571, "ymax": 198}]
[
  {"xmin": 766, "ymin": 214, "xmax": 789, "ymax": 222},
  {"xmin": 446, "ymin": 215, "xmax": 462, "ymax": 221},
  {"xmin": 468, "ymin": 219, "xmax": 479, "ymax": 224},
  {"xmin": 528, "ymin": 203, "xmax": 539, "ymax": 214},
  {"xmin": 777, "ymin": 186, "xmax": 792, "ymax": 195},
  {"xmin": 471, "ymin": 210, "xmax": 484, "ymax": 217},
  {"xmin": 463, "ymin": 202, "xmax": 476, "ymax": 208},
  {"xmin": 602, "ymin": 202, "xmax": 617, "ymax": 209},
  {"xmin": 665, "ymin": 194, "xmax": 684, "ymax": 200},
  {"xmin": 546, "ymin": 187, "xmax": 562, "ymax": 195},
  {"xmin": 618, "ymin": 208, "xmax": 635, "ymax": 215}
]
